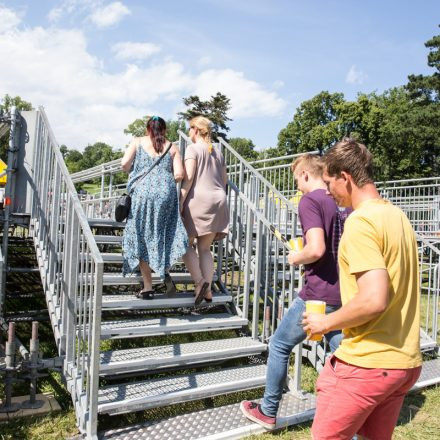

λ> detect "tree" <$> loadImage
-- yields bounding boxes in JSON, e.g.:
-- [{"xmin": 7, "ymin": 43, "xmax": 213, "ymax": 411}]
[
  {"xmin": 277, "ymin": 91, "xmax": 345, "ymax": 156},
  {"xmin": 406, "ymin": 28, "xmax": 440, "ymax": 103},
  {"xmin": 0, "ymin": 94, "xmax": 33, "ymax": 161},
  {"xmin": 166, "ymin": 120, "xmax": 187, "ymax": 142},
  {"xmin": 64, "ymin": 149, "xmax": 84, "ymax": 174},
  {"xmin": 59, "ymin": 144, "xmax": 68, "ymax": 158},
  {"xmin": 402, "ymin": 28, "xmax": 440, "ymax": 177},
  {"xmin": 178, "ymin": 92, "xmax": 232, "ymax": 141},
  {"xmin": 228, "ymin": 137, "xmax": 259, "ymax": 161},
  {"xmin": 124, "ymin": 116, "xmax": 186, "ymax": 141},
  {"xmin": 0, "ymin": 94, "xmax": 33, "ymax": 113},
  {"xmin": 124, "ymin": 115, "xmax": 151, "ymax": 137},
  {"xmin": 80, "ymin": 142, "xmax": 120, "ymax": 170}
]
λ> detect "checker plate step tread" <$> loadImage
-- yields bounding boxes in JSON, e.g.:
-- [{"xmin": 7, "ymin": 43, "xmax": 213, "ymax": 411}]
[
  {"xmin": 98, "ymin": 392, "xmax": 316, "ymax": 439},
  {"xmin": 100, "ymin": 337, "xmax": 267, "ymax": 374},
  {"xmin": 98, "ymin": 364, "xmax": 267, "ymax": 414},
  {"xmin": 412, "ymin": 357, "xmax": 440, "ymax": 391},
  {"xmin": 99, "ymin": 313, "xmax": 248, "ymax": 339},
  {"xmin": 101, "ymin": 291, "xmax": 231, "ymax": 310}
]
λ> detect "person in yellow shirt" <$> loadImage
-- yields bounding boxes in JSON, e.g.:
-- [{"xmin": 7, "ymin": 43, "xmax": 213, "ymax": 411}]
[{"xmin": 303, "ymin": 138, "xmax": 422, "ymax": 440}]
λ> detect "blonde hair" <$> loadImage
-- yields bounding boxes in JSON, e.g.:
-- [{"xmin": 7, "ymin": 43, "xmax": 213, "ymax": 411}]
[
  {"xmin": 291, "ymin": 154, "xmax": 323, "ymax": 178},
  {"xmin": 190, "ymin": 116, "xmax": 212, "ymax": 144}
]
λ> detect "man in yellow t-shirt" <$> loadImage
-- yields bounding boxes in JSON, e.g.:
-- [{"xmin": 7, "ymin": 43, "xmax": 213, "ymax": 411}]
[{"xmin": 303, "ymin": 138, "xmax": 422, "ymax": 440}]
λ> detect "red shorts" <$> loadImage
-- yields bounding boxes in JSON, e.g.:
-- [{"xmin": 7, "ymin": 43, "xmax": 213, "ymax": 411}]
[{"xmin": 311, "ymin": 355, "xmax": 421, "ymax": 440}]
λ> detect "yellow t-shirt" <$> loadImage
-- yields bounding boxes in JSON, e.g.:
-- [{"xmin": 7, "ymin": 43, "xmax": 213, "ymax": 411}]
[{"xmin": 335, "ymin": 198, "xmax": 422, "ymax": 369}]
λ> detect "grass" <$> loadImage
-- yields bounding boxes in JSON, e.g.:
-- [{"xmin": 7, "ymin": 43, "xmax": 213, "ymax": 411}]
[
  {"xmin": 1, "ymin": 240, "xmax": 440, "ymax": 439},
  {"xmin": 2, "ymin": 358, "xmax": 439, "ymax": 439}
]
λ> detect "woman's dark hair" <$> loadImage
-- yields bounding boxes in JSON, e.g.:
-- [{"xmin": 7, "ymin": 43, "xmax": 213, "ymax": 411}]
[{"xmin": 146, "ymin": 116, "xmax": 167, "ymax": 154}]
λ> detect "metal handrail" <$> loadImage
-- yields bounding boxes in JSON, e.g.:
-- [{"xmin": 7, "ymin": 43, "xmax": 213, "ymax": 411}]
[
  {"xmin": 30, "ymin": 108, "xmax": 103, "ymax": 438},
  {"xmin": 71, "ymin": 159, "xmax": 121, "ymax": 183},
  {"xmin": 249, "ymin": 151, "xmax": 319, "ymax": 166}
]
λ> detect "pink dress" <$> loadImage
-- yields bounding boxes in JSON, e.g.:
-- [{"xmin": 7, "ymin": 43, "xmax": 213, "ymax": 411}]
[{"xmin": 182, "ymin": 141, "xmax": 229, "ymax": 240}]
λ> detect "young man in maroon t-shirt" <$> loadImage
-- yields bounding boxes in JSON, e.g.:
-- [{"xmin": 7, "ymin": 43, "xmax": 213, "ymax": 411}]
[{"xmin": 241, "ymin": 154, "xmax": 350, "ymax": 430}]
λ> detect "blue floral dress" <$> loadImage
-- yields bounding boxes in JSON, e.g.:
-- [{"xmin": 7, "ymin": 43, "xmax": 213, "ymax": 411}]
[{"xmin": 122, "ymin": 146, "xmax": 188, "ymax": 278}]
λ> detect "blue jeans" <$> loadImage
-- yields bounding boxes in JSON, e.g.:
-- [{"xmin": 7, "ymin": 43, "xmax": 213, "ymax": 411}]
[{"xmin": 260, "ymin": 296, "xmax": 343, "ymax": 417}]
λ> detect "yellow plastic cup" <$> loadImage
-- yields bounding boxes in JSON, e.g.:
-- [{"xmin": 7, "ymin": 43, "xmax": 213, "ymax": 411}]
[
  {"xmin": 289, "ymin": 237, "xmax": 303, "ymax": 251},
  {"xmin": 305, "ymin": 300, "xmax": 326, "ymax": 341}
]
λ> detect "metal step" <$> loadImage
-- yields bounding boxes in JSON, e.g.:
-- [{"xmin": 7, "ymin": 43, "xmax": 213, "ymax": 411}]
[
  {"xmin": 101, "ymin": 291, "xmax": 232, "ymax": 310},
  {"xmin": 99, "ymin": 313, "xmax": 248, "ymax": 339},
  {"xmin": 81, "ymin": 272, "xmax": 197, "ymax": 285},
  {"xmin": 100, "ymin": 337, "xmax": 267, "ymax": 375},
  {"xmin": 420, "ymin": 327, "xmax": 437, "ymax": 351},
  {"xmin": 98, "ymin": 364, "xmax": 267, "ymax": 415},
  {"xmin": 91, "ymin": 253, "xmax": 186, "ymax": 265},
  {"xmin": 98, "ymin": 392, "xmax": 315, "ymax": 439},
  {"xmin": 94, "ymin": 235, "xmax": 123, "ymax": 245},
  {"xmin": 411, "ymin": 357, "xmax": 440, "ymax": 391},
  {"xmin": 89, "ymin": 218, "xmax": 126, "ymax": 229}
]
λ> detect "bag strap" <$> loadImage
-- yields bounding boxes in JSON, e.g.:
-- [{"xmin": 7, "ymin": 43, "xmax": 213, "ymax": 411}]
[{"xmin": 130, "ymin": 142, "xmax": 173, "ymax": 192}]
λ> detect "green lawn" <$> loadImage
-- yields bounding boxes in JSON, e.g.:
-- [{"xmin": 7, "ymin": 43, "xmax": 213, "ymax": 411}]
[{"xmin": 1, "ymin": 347, "xmax": 439, "ymax": 439}]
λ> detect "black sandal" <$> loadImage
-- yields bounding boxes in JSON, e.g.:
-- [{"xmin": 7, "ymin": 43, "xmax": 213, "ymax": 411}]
[{"xmin": 135, "ymin": 290, "xmax": 154, "ymax": 300}]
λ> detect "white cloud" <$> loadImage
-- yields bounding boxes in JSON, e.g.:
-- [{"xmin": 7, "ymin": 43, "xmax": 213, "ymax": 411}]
[
  {"xmin": 193, "ymin": 69, "xmax": 287, "ymax": 118},
  {"xmin": 0, "ymin": 6, "xmax": 286, "ymax": 149},
  {"xmin": 272, "ymin": 80, "xmax": 284, "ymax": 89},
  {"xmin": 112, "ymin": 42, "xmax": 161, "ymax": 61},
  {"xmin": 47, "ymin": 0, "xmax": 100, "ymax": 22},
  {"xmin": 0, "ymin": 6, "xmax": 20, "ymax": 32},
  {"xmin": 89, "ymin": 2, "xmax": 130, "ymax": 28},
  {"xmin": 198, "ymin": 56, "xmax": 212, "ymax": 67},
  {"xmin": 346, "ymin": 65, "xmax": 367, "ymax": 85}
]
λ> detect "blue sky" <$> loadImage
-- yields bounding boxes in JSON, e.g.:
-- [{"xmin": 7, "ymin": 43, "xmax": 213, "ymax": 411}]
[{"xmin": 0, "ymin": 1, "xmax": 438, "ymax": 151}]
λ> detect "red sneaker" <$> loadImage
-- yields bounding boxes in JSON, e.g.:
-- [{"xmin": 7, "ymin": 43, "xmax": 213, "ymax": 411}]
[{"xmin": 240, "ymin": 400, "xmax": 276, "ymax": 430}]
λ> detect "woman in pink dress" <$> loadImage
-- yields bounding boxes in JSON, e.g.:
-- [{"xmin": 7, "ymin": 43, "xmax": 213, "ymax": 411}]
[{"xmin": 180, "ymin": 116, "xmax": 229, "ymax": 305}]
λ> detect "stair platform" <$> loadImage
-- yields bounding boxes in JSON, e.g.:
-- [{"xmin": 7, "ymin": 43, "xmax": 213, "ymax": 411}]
[
  {"xmin": 98, "ymin": 391, "xmax": 315, "ymax": 439},
  {"xmin": 420, "ymin": 328, "xmax": 437, "ymax": 351},
  {"xmin": 98, "ymin": 313, "xmax": 248, "ymax": 339},
  {"xmin": 411, "ymin": 357, "xmax": 440, "ymax": 391},
  {"xmin": 98, "ymin": 364, "xmax": 267, "ymax": 415},
  {"xmin": 101, "ymin": 291, "xmax": 232, "ymax": 310},
  {"xmin": 100, "ymin": 337, "xmax": 266, "ymax": 375}
]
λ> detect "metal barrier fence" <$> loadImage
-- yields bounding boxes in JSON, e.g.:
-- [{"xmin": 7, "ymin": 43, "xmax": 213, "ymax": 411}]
[
  {"xmin": 417, "ymin": 234, "xmax": 440, "ymax": 349},
  {"xmin": 29, "ymin": 108, "xmax": 103, "ymax": 437},
  {"xmin": 378, "ymin": 178, "xmax": 440, "ymax": 237},
  {"xmin": 249, "ymin": 152, "xmax": 319, "ymax": 199}
]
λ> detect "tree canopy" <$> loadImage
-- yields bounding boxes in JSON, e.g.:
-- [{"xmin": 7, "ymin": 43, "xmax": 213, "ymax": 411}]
[
  {"xmin": 276, "ymin": 28, "xmax": 440, "ymax": 181},
  {"xmin": 124, "ymin": 116, "xmax": 186, "ymax": 142},
  {"xmin": 178, "ymin": 92, "xmax": 232, "ymax": 141},
  {"xmin": 0, "ymin": 94, "xmax": 33, "ymax": 161},
  {"xmin": 228, "ymin": 137, "xmax": 259, "ymax": 161}
]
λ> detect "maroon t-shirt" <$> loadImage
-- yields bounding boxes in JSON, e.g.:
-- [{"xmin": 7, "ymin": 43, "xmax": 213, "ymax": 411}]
[{"xmin": 298, "ymin": 189, "xmax": 350, "ymax": 306}]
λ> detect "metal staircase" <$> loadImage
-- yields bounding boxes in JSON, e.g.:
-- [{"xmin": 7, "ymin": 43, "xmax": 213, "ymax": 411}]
[
  {"xmin": 2, "ymin": 107, "xmax": 439, "ymax": 439},
  {"xmin": 22, "ymin": 108, "xmax": 315, "ymax": 439}
]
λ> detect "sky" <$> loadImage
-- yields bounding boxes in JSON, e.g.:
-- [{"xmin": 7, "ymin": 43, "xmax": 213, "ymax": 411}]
[{"xmin": 0, "ymin": 1, "xmax": 438, "ymax": 151}]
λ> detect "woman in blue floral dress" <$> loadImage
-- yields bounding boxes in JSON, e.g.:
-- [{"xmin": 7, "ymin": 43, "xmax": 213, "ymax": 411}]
[{"xmin": 121, "ymin": 116, "xmax": 188, "ymax": 299}]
